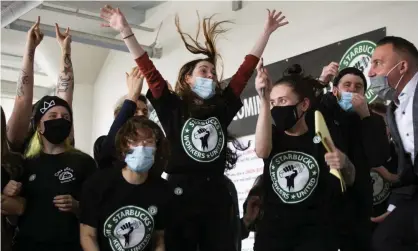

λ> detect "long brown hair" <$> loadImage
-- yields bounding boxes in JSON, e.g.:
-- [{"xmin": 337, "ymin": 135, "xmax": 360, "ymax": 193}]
[{"xmin": 174, "ymin": 12, "xmax": 232, "ymax": 100}]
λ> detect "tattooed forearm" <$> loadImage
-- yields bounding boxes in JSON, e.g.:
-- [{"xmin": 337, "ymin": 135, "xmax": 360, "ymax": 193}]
[
  {"xmin": 341, "ymin": 157, "xmax": 356, "ymax": 186},
  {"xmin": 57, "ymin": 54, "xmax": 74, "ymax": 93},
  {"xmin": 27, "ymin": 47, "xmax": 35, "ymax": 62},
  {"xmin": 16, "ymin": 70, "xmax": 30, "ymax": 97}
]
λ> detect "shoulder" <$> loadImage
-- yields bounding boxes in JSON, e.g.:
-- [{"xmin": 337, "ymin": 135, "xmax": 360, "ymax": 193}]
[{"xmin": 65, "ymin": 150, "xmax": 97, "ymax": 171}]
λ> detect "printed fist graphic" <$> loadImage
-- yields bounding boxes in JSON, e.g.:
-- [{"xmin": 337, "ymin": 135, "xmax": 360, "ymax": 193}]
[
  {"xmin": 279, "ymin": 164, "xmax": 302, "ymax": 191},
  {"xmin": 194, "ymin": 127, "xmax": 211, "ymax": 151}
]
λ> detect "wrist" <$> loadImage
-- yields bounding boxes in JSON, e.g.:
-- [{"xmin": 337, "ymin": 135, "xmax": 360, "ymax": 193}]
[
  {"xmin": 120, "ymin": 27, "xmax": 133, "ymax": 38},
  {"xmin": 359, "ymin": 110, "xmax": 370, "ymax": 119}
]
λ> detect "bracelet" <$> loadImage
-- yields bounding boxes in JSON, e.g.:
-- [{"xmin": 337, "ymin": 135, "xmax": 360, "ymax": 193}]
[{"xmin": 123, "ymin": 34, "xmax": 134, "ymax": 39}]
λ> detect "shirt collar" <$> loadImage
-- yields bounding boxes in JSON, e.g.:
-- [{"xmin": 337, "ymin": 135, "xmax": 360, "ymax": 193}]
[{"xmin": 398, "ymin": 71, "xmax": 418, "ymax": 103}]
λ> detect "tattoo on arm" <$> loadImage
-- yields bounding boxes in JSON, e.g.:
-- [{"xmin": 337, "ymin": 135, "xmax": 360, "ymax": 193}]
[
  {"xmin": 342, "ymin": 158, "xmax": 356, "ymax": 186},
  {"xmin": 16, "ymin": 70, "xmax": 29, "ymax": 97},
  {"xmin": 28, "ymin": 48, "xmax": 35, "ymax": 62},
  {"xmin": 57, "ymin": 54, "xmax": 74, "ymax": 93}
]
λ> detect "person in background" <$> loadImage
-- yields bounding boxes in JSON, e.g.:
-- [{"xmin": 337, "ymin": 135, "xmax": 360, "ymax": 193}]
[
  {"xmin": 368, "ymin": 36, "xmax": 418, "ymax": 251},
  {"xmin": 1, "ymin": 107, "xmax": 25, "ymax": 251},
  {"xmin": 368, "ymin": 102, "xmax": 399, "ymax": 230},
  {"xmin": 99, "ymin": 5, "xmax": 287, "ymax": 250},
  {"xmin": 254, "ymin": 60, "xmax": 354, "ymax": 251},
  {"xmin": 318, "ymin": 64, "xmax": 390, "ymax": 251},
  {"xmin": 80, "ymin": 116, "xmax": 171, "ymax": 251},
  {"xmin": 93, "ymin": 67, "xmax": 148, "ymax": 169}
]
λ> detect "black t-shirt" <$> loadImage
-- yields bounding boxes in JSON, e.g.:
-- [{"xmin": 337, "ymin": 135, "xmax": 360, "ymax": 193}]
[
  {"xmin": 262, "ymin": 124, "xmax": 342, "ymax": 229},
  {"xmin": 18, "ymin": 151, "xmax": 96, "ymax": 243},
  {"xmin": 371, "ymin": 142, "xmax": 398, "ymax": 217},
  {"xmin": 146, "ymin": 86, "xmax": 242, "ymax": 175},
  {"xmin": 80, "ymin": 168, "xmax": 173, "ymax": 251}
]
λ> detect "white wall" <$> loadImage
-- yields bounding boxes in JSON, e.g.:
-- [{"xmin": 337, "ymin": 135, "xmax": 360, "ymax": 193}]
[{"xmin": 91, "ymin": 1, "xmax": 418, "ymax": 147}]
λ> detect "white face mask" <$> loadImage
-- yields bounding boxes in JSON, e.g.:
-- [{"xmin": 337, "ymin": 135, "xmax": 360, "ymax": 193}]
[{"xmin": 369, "ymin": 61, "xmax": 404, "ymax": 101}]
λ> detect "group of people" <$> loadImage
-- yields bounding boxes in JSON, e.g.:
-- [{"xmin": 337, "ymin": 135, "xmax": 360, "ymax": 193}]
[{"xmin": 1, "ymin": 4, "xmax": 417, "ymax": 251}]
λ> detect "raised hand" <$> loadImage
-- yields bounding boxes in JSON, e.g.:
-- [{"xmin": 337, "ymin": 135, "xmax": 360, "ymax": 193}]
[
  {"xmin": 351, "ymin": 93, "xmax": 370, "ymax": 119},
  {"xmin": 27, "ymin": 16, "xmax": 44, "ymax": 49},
  {"xmin": 100, "ymin": 5, "xmax": 130, "ymax": 34},
  {"xmin": 126, "ymin": 66, "xmax": 144, "ymax": 100},
  {"xmin": 255, "ymin": 58, "xmax": 272, "ymax": 99},
  {"xmin": 55, "ymin": 23, "xmax": 72, "ymax": 53},
  {"xmin": 319, "ymin": 62, "xmax": 339, "ymax": 84},
  {"xmin": 264, "ymin": 9, "xmax": 289, "ymax": 35}
]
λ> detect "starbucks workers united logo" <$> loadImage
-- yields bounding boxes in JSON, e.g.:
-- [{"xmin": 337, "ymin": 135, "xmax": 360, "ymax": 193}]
[
  {"xmin": 270, "ymin": 151, "xmax": 320, "ymax": 204},
  {"xmin": 104, "ymin": 206, "xmax": 154, "ymax": 251},
  {"xmin": 370, "ymin": 170, "xmax": 391, "ymax": 205},
  {"xmin": 339, "ymin": 40, "xmax": 377, "ymax": 103},
  {"xmin": 181, "ymin": 117, "xmax": 225, "ymax": 162}
]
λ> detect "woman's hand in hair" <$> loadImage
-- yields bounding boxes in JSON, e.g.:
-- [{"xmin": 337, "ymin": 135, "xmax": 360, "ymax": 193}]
[
  {"xmin": 263, "ymin": 9, "xmax": 289, "ymax": 35},
  {"xmin": 53, "ymin": 194, "xmax": 79, "ymax": 214},
  {"xmin": 351, "ymin": 93, "xmax": 370, "ymax": 119},
  {"xmin": 55, "ymin": 24, "xmax": 72, "ymax": 53},
  {"xmin": 255, "ymin": 58, "xmax": 272, "ymax": 100},
  {"xmin": 2, "ymin": 180, "xmax": 22, "ymax": 197},
  {"xmin": 126, "ymin": 67, "xmax": 144, "ymax": 101},
  {"xmin": 100, "ymin": 5, "xmax": 131, "ymax": 36},
  {"xmin": 319, "ymin": 62, "xmax": 339, "ymax": 84},
  {"xmin": 26, "ymin": 16, "xmax": 44, "ymax": 49}
]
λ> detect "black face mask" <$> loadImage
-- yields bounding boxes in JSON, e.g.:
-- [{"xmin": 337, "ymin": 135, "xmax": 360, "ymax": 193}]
[
  {"xmin": 271, "ymin": 103, "xmax": 302, "ymax": 131},
  {"xmin": 42, "ymin": 118, "xmax": 72, "ymax": 144}
]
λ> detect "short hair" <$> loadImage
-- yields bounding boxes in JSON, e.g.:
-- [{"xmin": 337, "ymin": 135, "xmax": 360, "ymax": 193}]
[
  {"xmin": 115, "ymin": 116, "xmax": 169, "ymax": 177},
  {"xmin": 377, "ymin": 36, "xmax": 418, "ymax": 67},
  {"xmin": 333, "ymin": 67, "xmax": 367, "ymax": 88},
  {"xmin": 114, "ymin": 94, "xmax": 147, "ymax": 117}
]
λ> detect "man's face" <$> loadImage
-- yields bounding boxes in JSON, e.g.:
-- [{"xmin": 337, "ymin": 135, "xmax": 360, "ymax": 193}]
[
  {"xmin": 335, "ymin": 74, "xmax": 365, "ymax": 95},
  {"xmin": 368, "ymin": 44, "xmax": 404, "ymax": 88},
  {"xmin": 135, "ymin": 100, "xmax": 148, "ymax": 117}
]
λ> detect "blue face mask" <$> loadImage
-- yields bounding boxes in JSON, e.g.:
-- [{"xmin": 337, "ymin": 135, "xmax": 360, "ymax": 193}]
[
  {"xmin": 192, "ymin": 77, "xmax": 216, "ymax": 99},
  {"xmin": 337, "ymin": 91, "xmax": 354, "ymax": 112},
  {"xmin": 124, "ymin": 146, "xmax": 156, "ymax": 173}
]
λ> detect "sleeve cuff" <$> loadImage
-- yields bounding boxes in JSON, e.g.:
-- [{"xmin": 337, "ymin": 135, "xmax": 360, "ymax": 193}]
[{"xmin": 387, "ymin": 204, "xmax": 396, "ymax": 212}]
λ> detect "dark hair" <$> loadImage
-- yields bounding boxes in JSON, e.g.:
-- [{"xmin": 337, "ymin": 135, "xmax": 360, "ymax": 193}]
[
  {"xmin": 1, "ymin": 107, "xmax": 23, "ymax": 180},
  {"xmin": 115, "ymin": 116, "xmax": 170, "ymax": 177},
  {"xmin": 225, "ymin": 133, "xmax": 250, "ymax": 171},
  {"xmin": 333, "ymin": 67, "xmax": 368, "ymax": 88},
  {"xmin": 377, "ymin": 36, "xmax": 418, "ymax": 67},
  {"xmin": 138, "ymin": 94, "xmax": 147, "ymax": 104},
  {"xmin": 174, "ymin": 13, "xmax": 231, "ymax": 101},
  {"xmin": 274, "ymin": 64, "xmax": 323, "ymax": 107}
]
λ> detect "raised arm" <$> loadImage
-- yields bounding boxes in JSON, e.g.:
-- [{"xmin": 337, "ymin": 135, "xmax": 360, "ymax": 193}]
[
  {"xmin": 7, "ymin": 17, "xmax": 43, "ymax": 148},
  {"xmin": 254, "ymin": 59, "xmax": 273, "ymax": 158},
  {"xmin": 97, "ymin": 67, "xmax": 144, "ymax": 167},
  {"xmin": 229, "ymin": 10, "xmax": 288, "ymax": 97},
  {"xmin": 100, "ymin": 5, "xmax": 167, "ymax": 99},
  {"xmin": 55, "ymin": 24, "xmax": 74, "ymax": 107}
]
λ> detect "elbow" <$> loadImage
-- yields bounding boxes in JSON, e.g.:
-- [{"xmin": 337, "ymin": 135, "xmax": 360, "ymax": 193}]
[{"xmin": 255, "ymin": 145, "xmax": 271, "ymax": 159}]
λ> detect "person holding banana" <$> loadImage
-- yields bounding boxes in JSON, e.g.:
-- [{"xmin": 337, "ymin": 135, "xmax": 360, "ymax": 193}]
[{"xmin": 254, "ymin": 60, "xmax": 355, "ymax": 251}]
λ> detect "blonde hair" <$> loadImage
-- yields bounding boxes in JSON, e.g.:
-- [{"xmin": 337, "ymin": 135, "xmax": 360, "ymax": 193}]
[{"xmin": 25, "ymin": 131, "xmax": 74, "ymax": 159}]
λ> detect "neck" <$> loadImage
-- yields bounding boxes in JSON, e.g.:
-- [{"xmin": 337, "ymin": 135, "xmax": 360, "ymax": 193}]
[
  {"xmin": 285, "ymin": 116, "xmax": 308, "ymax": 136},
  {"xmin": 395, "ymin": 69, "xmax": 418, "ymax": 97},
  {"xmin": 122, "ymin": 167, "xmax": 148, "ymax": 185},
  {"xmin": 42, "ymin": 138, "xmax": 67, "ymax": 155}
]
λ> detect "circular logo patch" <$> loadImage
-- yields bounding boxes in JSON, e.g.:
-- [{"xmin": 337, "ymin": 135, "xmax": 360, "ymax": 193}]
[
  {"xmin": 148, "ymin": 206, "xmax": 158, "ymax": 216},
  {"xmin": 269, "ymin": 151, "xmax": 320, "ymax": 204},
  {"xmin": 370, "ymin": 170, "xmax": 391, "ymax": 205},
  {"xmin": 339, "ymin": 40, "xmax": 377, "ymax": 103},
  {"xmin": 181, "ymin": 117, "xmax": 225, "ymax": 162},
  {"xmin": 313, "ymin": 136, "xmax": 321, "ymax": 144},
  {"xmin": 174, "ymin": 187, "xmax": 183, "ymax": 196},
  {"xmin": 104, "ymin": 206, "xmax": 154, "ymax": 251},
  {"xmin": 29, "ymin": 174, "xmax": 36, "ymax": 182}
]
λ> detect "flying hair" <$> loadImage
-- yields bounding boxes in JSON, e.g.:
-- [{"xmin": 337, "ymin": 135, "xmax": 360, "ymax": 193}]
[{"xmin": 174, "ymin": 12, "xmax": 232, "ymax": 81}]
